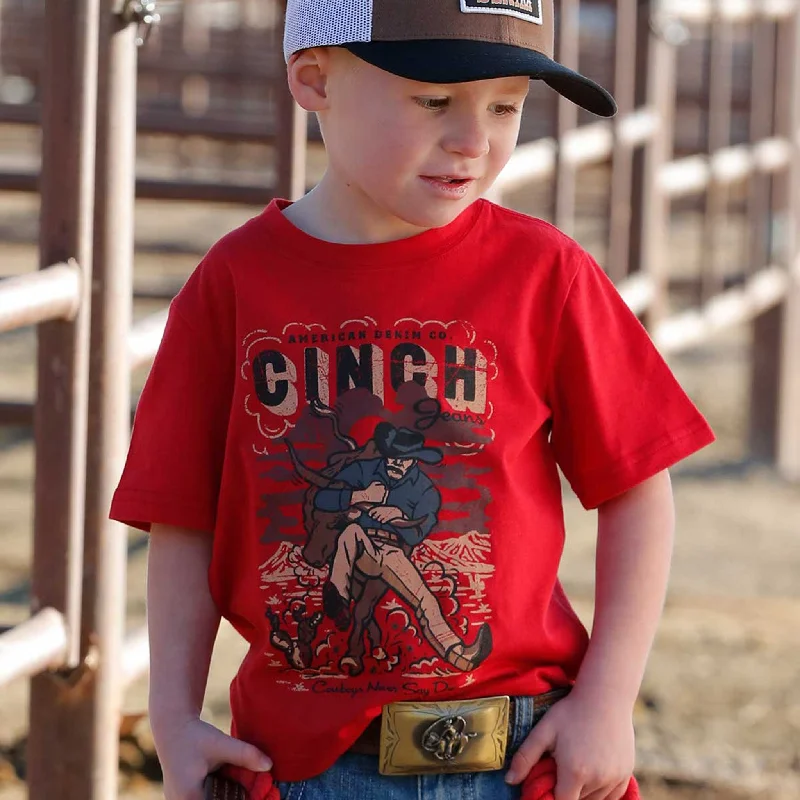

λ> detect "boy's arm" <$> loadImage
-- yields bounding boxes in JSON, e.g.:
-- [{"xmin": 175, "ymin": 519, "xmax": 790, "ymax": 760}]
[
  {"xmin": 148, "ymin": 524, "xmax": 272, "ymax": 800},
  {"xmin": 147, "ymin": 524, "xmax": 220, "ymax": 730},
  {"xmin": 507, "ymin": 470, "xmax": 675, "ymax": 799},
  {"xmin": 573, "ymin": 467, "xmax": 675, "ymax": 707}
]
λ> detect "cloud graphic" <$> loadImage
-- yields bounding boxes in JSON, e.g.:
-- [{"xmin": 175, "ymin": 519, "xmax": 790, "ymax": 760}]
[
  {"xmin": 244, "ymin": 393, "xmax": 294, "ymax": 440},
  {"xmin": 393, "ymin": 317, "xmax": 476, "ymax": 343},
  {"xmin": 282, "ymin": 321, "xmax": 326, "ymax": 336},
  {"xmin": 296, "ymin": 568, "xmax": 321, "ymax": 589},
  {"xmin": 241, "ymin": 332, "xmax": 282, "ymax": 380},
  {"xmin": 242, "ymin": 329, "xmax": 270, "ymax": 347},
  {"xmin": 338, "ymin": 317, "xmax": 378, "ymax": 329}
]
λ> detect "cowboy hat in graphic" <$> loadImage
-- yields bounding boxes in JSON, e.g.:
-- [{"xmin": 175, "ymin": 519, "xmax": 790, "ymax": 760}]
[
  {"xmin": 373, "ymin": 423, "xmax": 443, "ymax": 465},
  {"xmin": 283, "ymin": 0, "xmax": 616, "ymax": 117}
]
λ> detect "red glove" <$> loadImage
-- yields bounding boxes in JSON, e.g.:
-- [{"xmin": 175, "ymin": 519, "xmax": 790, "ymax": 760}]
[{"xmin": 521, "ymin": 756, "xmax": 640, "ymax": 800}]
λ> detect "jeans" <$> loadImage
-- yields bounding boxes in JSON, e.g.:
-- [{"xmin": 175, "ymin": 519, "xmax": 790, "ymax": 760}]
[{"xmin": 276, "ymin": 696, "xmax": 550, "ymax": 800}]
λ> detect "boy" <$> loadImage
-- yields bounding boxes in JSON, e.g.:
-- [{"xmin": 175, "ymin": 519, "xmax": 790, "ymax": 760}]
[{"xmin": 111, "ymin": 1, "xmax": 715, "ymax": 799}]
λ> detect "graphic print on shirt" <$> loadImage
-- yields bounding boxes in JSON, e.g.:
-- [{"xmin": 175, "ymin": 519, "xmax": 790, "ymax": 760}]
[{"xmin": 241, "ymin": 317, "xmax": 498, "ymax": 688}]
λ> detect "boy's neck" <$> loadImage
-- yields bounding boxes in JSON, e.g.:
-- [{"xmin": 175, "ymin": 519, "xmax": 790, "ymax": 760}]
[{"xmin": 282, "ymin": 171, "xmax": 435, "ymax": 245}]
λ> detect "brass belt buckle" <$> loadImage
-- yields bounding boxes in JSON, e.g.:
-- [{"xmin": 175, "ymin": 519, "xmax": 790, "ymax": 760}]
[{"xmin": 379, "ymin": 696, "xmax": 510, "ymax": 776}]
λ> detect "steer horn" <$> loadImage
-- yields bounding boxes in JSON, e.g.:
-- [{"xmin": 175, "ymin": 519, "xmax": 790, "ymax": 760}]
[{"xmin": 285, "ymin": 439, "xmax": 347, "ymax": 490}]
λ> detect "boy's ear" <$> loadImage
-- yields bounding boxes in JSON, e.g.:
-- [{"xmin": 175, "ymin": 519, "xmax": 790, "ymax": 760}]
[{"xmin": 287, "ymin": 49, "xmax": 330, "ymax": 112}]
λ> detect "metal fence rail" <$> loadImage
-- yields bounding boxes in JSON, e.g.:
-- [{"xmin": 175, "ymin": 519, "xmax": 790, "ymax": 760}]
[
  {"xmin": 0, "ymin": 609, "xmax": 68, "ymax": 687},
  {"xmin": 0, "ymin": 262, "xmax": 82, "ymax": 331}
]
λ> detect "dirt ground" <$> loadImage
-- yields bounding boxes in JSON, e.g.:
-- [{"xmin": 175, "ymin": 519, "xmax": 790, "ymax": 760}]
[{"xmin": 1, "ymin": 186, "xmax": 799, "ymax": 800}]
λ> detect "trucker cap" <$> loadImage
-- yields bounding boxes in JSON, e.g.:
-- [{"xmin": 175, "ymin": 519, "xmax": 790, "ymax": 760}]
[{"xmin": 283, "ymin": 0, "xmax": 617, "ymax": 118}]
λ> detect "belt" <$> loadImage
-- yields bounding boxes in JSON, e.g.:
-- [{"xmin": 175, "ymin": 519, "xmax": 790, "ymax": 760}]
[
  {"xmin": 371, "ymin": 529, "xmax": 401, "ymax": 544},
  {"xmin": 349, "ymin": 688, "xmax": 570, "ymax": 775}
]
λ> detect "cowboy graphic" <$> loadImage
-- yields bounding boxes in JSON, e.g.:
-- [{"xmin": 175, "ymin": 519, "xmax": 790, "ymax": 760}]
[{"xmin": 308, "ymin": 421, "xmax": 493, "ymax": 673}]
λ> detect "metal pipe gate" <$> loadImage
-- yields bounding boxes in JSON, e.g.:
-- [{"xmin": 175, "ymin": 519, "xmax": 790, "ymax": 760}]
[{"xmin": 0, "ymin": 0, "xmax": 305, "ymax": 793}]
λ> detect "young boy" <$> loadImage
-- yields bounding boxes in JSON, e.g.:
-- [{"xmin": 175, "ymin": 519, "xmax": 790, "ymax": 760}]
[{"xmin": 111, "ymin": 1, "xmax": 715, "ymax": 799}]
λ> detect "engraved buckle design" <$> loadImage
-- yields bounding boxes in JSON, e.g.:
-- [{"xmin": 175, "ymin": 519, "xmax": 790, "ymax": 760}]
[
  {"xmin": 421, "ymin": 715, "xmax": 478, "ymax": 761},
  {"xmin": 379, "ymin": 696, "xmax": 510, "ymax": 776}
]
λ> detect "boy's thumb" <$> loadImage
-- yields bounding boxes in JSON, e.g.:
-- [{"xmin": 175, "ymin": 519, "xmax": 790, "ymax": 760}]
[
  {"xmin": 505, "ymin": 722, "xmax": 553, "ymax": 786},
  {"xmin": 212, "ymin": 731, "xmax": 273, "ymax": 772}
]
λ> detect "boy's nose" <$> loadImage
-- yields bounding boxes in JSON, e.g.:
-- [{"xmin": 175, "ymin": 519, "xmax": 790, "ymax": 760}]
[{"xmin": 442, "ymin": 117, "xmax": 490, "ymax": 159}]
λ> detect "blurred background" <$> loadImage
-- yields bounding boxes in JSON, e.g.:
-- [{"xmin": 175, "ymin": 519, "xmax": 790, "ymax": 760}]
[{"xmin": 0, "ymin": 1, "xmax": 799, "ymax": 798}]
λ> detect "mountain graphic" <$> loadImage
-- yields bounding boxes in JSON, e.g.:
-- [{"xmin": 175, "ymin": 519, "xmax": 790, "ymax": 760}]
[
  {"xmin": 259, "ymin": 532, "xmax": 493, "ymax": 587},
  {"xmin": 415, "ymin": 531, "xmax": 493, "ymax": 574},
  {"xmin": 259, "ymin": 541, "xmax": 325, "ymax": 586}
]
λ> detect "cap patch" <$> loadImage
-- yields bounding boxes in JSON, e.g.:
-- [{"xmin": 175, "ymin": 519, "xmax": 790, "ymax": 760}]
[{"xmin": 459, "ymin": 0, "xmax": 543, "ymax": 25}]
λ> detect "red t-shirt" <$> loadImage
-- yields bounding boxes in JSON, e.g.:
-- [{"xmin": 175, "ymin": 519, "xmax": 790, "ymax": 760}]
[{"xmin": 111, "ymin": 198, "xmax": 714, "ymax": 781}]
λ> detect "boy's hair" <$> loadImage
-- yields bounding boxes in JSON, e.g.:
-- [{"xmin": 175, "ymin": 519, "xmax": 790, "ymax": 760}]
[{"xmin": 283, "ymin": 0, "xmax": 616, "ymax": 117}]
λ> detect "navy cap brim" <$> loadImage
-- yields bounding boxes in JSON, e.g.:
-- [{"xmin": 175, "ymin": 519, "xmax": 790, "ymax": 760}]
[{"xmin": 343, "ymin": 40, "xmax": 617, "ymax": 118}]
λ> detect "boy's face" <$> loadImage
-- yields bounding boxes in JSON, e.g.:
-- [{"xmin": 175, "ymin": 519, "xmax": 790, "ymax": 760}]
[{"xmin": 306, "ymin": 49, "xmax": 529, "ymax": 236}]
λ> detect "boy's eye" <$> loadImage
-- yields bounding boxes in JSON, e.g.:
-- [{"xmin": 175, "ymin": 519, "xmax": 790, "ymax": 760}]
[
  {"xmin": 491, "ymin": 103, "xmax": 522, "ymax": 117},
  {"xmin": 414, "ymin": 97, "xmax": 450, "ymax": 111},
  {"xmin": 414, "ymin": 97, "xmax": 522, "ymax": 115}
]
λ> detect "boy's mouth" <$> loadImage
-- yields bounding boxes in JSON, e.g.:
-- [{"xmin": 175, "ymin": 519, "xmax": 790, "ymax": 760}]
[
  {"xmin": 419, "ymin": 174, "xmax": 477, "ymax": 199},
  {"xmin": 425, "ymin": 175, "xmax": 472, "ymax": 185}
]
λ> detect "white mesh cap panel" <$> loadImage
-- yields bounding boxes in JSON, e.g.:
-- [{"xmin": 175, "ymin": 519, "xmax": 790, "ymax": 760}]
[{"xmin": 284, "ymin": 0, "xmax": 373, "ymax": 61}]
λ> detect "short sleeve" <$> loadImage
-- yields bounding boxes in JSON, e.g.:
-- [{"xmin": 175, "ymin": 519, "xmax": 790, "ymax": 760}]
[
  {"xmin": 546, "ymin": 252, "xmax": 715, "ymax": 509},
  {"xmin": 109, "ymin": 253, "xmax": 236, "ymax": 532}
]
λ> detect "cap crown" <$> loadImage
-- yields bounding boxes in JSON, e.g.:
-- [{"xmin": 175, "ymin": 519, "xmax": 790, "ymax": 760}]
[{"xmin": 284, "ymin": 0, "xmax": 555, "ymax": 61}]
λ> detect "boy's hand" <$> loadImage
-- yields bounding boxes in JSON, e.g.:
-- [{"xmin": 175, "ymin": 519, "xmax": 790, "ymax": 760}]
[
  {"xmin": 155, "ymin": 717, "xmax": 272, "ymax": 800},
  {"xmin": 505, "ymin": 693, "xmax": 635, "ymax": 800}
]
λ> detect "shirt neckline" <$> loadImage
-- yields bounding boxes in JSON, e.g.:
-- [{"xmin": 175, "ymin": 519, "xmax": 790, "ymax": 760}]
[{"xmin": 258, "ymin": 198, "xmax": 486, "ymax": 271}]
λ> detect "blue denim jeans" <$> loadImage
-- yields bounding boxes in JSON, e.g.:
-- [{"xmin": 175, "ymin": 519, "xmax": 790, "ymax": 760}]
[{"xmin": 276, "ymin": 696, "xmax": 550, "ymax": 800}]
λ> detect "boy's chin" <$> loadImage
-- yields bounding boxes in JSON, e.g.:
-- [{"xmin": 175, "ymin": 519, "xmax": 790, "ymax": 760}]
[{"xmin": 393, "ymin": 198, "xmax": 475, "ymax": 231}]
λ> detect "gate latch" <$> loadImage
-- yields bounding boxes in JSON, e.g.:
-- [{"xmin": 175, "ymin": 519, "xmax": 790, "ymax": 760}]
[{"xmin": 119, "ymin": 0, "xmax": 161, "ymax": 47}]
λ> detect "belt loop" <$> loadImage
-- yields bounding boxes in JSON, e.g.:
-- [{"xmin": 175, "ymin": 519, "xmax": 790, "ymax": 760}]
[{"xmin": 508, "ymin": 695, "xmax": 535, "ymax": 754}]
